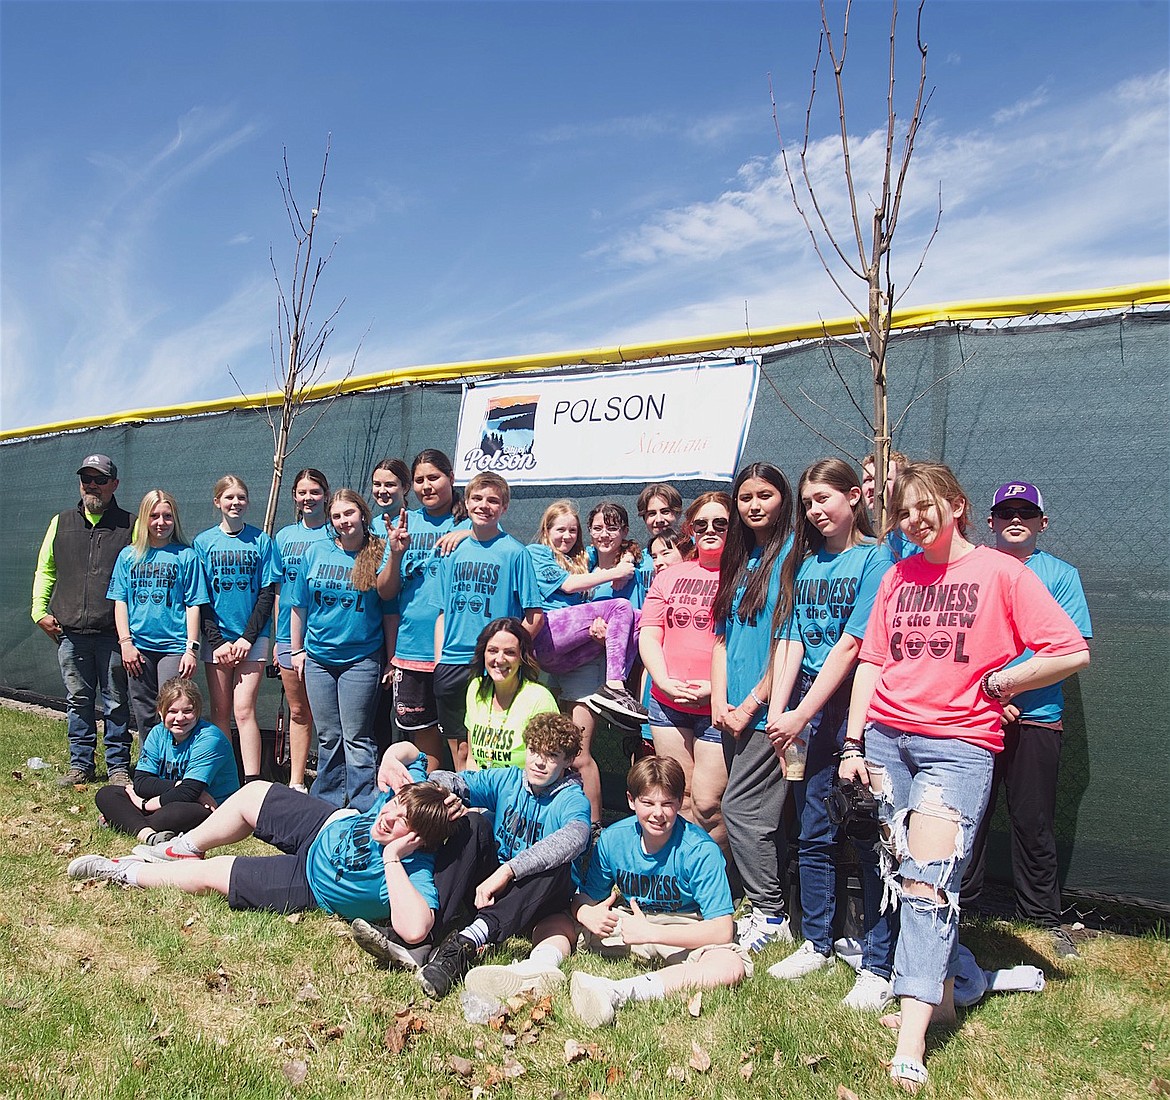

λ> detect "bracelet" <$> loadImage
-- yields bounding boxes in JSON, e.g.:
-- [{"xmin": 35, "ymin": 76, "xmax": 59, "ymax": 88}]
[
  {"xmin": 118, "ymin": 636, "xmax": 132, "ymax": 644},
  {"xmin": 982, "ymin": 671, "xmax": 1010, "ymax": 702},
  {"xmin": 840, "ymin": 750, "xmax": 864, "ymax": 761},
  {"xmin": 842, "ymin": 737, "xmax": 864, "ymax": 748},
  {"xmin": 384, "ymin": 857, "xmax": 402, "ymax": 864},
  {"xmin": 749, "ymin": 689, "xmax": 766, "ymax": 708}
]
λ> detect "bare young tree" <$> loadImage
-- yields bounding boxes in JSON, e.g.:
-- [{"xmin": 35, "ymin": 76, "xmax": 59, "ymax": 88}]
[
  {"xmin": 250, "ymin": 136, "xmax": 361, "ymax": 534},
  {"xmin": 771, "ymin": 0, "xmax": 938, "ymax": 531}
]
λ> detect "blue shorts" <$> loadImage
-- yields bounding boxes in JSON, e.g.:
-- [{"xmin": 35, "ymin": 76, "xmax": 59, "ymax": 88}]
[
  {"xmin": 274, "ymin": 640, "xmax": 294, "ymax": 670},
  {"xmin": 226, "ymin": 784, "xmax": 340, "ymax": 913},
  {"xmin": 647, "ymin": 694, "xmax": 721, "ymax": 744}
]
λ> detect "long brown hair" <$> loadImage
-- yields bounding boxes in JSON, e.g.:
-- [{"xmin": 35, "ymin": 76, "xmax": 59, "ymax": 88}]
[
  {"xmin": 883, "ymin": 462, "xmax": 973, "ymax": 540},
  {"xmin": 712, "ymin": 462, "xmax": 794, "ymax": 625},
  {"xmin": 773, "ymin": 459, "xmax": 873, "ymax": 636},
  {"xmin": 329, "ymin": 488, "xmax": 385, "ymax": 591}
]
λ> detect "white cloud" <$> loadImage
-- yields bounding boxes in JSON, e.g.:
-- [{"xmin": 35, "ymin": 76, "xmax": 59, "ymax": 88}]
[{"xmin": 992, "ymin": 86, "xmax": 1050, "ymax": 125}]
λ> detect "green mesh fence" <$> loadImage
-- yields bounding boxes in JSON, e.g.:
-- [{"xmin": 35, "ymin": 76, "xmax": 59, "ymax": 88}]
[{"xmin": 2, "ymin": 310, "xmax": 1167, "ymax": 907}]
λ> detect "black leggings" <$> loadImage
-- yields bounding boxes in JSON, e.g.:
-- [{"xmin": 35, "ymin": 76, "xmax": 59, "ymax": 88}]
[{"xmin": 95, "ymin": 784, "xmax": 212, "ymax": 838}]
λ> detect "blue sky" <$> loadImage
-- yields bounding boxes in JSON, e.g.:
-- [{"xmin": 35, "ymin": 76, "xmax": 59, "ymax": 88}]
[{"xmin": 2, "ymin": 0, "xmax": 1167, "ymax": 431}]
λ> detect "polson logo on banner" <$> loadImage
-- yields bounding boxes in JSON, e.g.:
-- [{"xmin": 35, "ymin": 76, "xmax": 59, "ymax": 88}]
[{"xmin": 454, "ymin": 360, "xmax": 760, "ymax": 485}]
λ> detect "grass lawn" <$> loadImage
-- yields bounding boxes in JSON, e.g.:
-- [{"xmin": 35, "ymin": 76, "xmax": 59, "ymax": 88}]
[{"xmin": 1, "ymin": 705, "xmax": 1166, "ymax": 1099}]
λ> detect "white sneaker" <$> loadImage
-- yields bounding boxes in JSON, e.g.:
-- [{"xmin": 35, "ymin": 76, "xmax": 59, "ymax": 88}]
[
  {"xmin": 66, "ymin": 854, "xmax": 141, "ymax": 882},
  {"xmin": 570, "ymin": 971, "xmax": 622, "ymax": 1028},
  {"xmin": 842, "ymin": 968, "xmax": 894, "ymax": 1011},
  {"xmin": 465, "ymin": 959, "xmax": 566, "ymax": 1002},
  {"xmin": 736, "ymin": 910, "xmax": 794, "ymax": 953},
  {"xmin": 767, "ymin": 939, "xmax": 834, "ymax": 980}
]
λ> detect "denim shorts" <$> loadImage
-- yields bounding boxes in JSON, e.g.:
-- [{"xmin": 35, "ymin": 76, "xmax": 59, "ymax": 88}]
[
  {"xmin": 647, "ymin": 694, "xmax": 720, "ymax": 744},
  {"xmin": 201, "ymin": 636, "xmax": 270, "ymax": 664}
]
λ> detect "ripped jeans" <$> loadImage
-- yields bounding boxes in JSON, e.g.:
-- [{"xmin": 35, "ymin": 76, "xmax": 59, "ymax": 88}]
[{"xmin": 864, "ymin": 722, "xmax": 993, "ymax": 1005}]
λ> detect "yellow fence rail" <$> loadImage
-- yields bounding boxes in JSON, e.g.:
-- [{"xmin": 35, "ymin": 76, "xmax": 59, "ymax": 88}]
[{"xmin": 4, "ymin": 280, "xmax": 1166, "ymax": 443}]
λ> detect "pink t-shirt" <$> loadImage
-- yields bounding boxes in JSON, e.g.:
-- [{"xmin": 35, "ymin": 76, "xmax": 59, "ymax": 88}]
[
  {"xmin": 640, "ymin": 559, "xmax": 721, "ymax": 715},
  {"xmin": 859, "ymin": 546, "xmax": 1088, "ymax": 752}
]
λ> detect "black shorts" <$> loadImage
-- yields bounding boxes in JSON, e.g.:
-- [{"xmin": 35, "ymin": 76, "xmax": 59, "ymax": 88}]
[
  {"xmin": 392, "ymin": 666, "xmax": 439, "ymax": 732},
  {"xmin": 226, "ymin": 784, "xmax": 339, "ymax": 913},
  {"xmin": 432, "ymin": 662, "xmax": 473, "ymax": 742}
]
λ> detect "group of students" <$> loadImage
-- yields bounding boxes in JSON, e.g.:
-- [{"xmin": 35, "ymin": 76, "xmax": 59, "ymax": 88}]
[{"xmin": 69, "ymin": 447, "xmax": 1091, "ymax": 1094}]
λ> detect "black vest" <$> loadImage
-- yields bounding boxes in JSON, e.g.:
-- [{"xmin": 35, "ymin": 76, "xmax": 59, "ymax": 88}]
[{"xmin": 48, "ymin": 499, "xmax": 134, "ymax": 633}]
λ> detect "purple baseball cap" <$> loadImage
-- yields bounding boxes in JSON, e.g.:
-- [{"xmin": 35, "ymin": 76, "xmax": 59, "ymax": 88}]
[{"xmin": 991, "ymin": 481, "xmax": 1045, "ymax": 512}]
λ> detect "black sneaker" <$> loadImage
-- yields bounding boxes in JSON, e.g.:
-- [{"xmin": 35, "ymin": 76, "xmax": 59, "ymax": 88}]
[
  {"xmin": 585, "ymin": 685, "xmax": 649, "ymax": 723},
  {"xmin": 351, "ymin": 919, "xmax": 430, "ymax": 971},
  {"xmin": 417, "ymin": 931, "xmax": 476, "ymax": 999},
  {"xmin": 1048, "ymin": 927, "xmax": 1081, "ymax": 959}
]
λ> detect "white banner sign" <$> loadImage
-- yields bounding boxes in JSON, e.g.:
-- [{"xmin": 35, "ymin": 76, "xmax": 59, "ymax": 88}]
[{"xmin": 453, "ymin": 360, "xmax": 759, "ymax": 485}]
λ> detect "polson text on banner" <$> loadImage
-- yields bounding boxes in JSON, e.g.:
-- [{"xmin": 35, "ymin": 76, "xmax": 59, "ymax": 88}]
[{"xmin": 453, "ymin": 360, "xmax": 759, "ymax": 485}]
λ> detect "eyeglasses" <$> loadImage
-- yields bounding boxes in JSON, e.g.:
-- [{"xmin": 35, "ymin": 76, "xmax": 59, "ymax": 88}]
[
  {"xmin": 589, "ymin": 525, "xmax": 622, "ymax": 535},
  {"xmin": 80, "ymin": 474, "xmax": 112, "ymax": 486},
  {"xmin": 690, "ymin": 518, "xmax": 729, "ymax": 534},
  {"xmin": 991, "ymin": 507, "xmax": 1042, "ymax": 521}
]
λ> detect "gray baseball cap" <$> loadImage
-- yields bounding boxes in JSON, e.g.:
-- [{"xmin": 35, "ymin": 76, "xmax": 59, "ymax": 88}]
[{"xmin": 77, "ymin": 454, "xmax": 118, "ymax": 478}]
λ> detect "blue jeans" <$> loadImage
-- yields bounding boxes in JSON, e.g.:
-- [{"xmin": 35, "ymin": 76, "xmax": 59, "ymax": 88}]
[
  {"xmin": 57, "ymin": 631, "xmax": 131, "ymax": 775},
  {"xmin": 790, "ymin": 676, "xmax": 896, "ymax": 977},
  {"xmin": 303, "ymin": 653, "xmax": 381, "ymax": 811},
  {"xmin": 864, "ymin": 722, "xmax": 994, "ymax": 1005}
]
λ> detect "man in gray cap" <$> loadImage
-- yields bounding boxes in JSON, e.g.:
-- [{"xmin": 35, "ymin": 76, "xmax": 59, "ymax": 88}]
[{"xmin": 31, "ymin": 454, "xmax": 135, "ymax": 785}]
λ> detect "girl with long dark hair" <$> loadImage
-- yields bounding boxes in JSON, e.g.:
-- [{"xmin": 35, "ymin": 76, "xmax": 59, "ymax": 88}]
[{"xmin": 711, "ymin": 461, "xmax": 795, "ymax": 952}]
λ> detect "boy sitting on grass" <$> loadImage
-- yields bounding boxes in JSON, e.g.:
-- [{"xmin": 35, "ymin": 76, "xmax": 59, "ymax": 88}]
[
  {"xmin": 66, "ymin": 744, "xmax": 457, "ymax": 946},
  {"xmin": 367, "ymin": 711, "xmax": 590, "ymax": 999},
  {"xmin": 463, "ymin": 756, "xmax": 749, "ymax": 1027}
]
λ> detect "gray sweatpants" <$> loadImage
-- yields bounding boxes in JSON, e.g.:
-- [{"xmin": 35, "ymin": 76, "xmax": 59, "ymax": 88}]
[{"xmin": 720, "ymin": 725, "xmax": 789, "ymax": 916}]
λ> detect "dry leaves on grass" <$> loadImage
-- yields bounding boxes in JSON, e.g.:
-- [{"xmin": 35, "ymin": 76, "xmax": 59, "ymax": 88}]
[
  {"xmin": 204, "ymin": 967, "xmax": 230, "ymax": 993},
  {"xmin": 837, "ymin": 1087, "xmax": 861, "ymax": 1100},
  {"xmin": 1150, "ymin": 1079, "xmax": 1170, "ymax": 1095},
  {"xmin": 385, "ymin": 1007, "xmax": 428, "ymax": 1054},
  {"xmin": 687, "ymin": 990, "xmax": 702, "ymax": 1017},
  {"xmin": 485, "ymin": 992, "xmax": 555, "ymax": 1044},
  {"xmin": 688, "ymin": 1041, "xmax": 711, "ymax": 1073}
]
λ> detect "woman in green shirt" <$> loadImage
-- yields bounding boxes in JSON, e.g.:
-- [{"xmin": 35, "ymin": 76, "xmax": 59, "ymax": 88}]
[{"xmin": 465, "ymin": 618, "xmax": 558, "ymax": 770}]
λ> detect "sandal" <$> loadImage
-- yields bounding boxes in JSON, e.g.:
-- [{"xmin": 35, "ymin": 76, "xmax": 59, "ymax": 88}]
[{"xmin": 889, "ymin": 1056, "xmax": 928, "ymax": 1093}]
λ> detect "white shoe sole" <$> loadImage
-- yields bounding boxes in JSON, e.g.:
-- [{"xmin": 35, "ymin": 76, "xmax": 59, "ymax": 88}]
[
  {"xmin": 465, "ymin": 963, "xmax": 565, "ymax": 1002},
  {"xmin": 570, "ymin": 972, "xmax": 616, "ymax": 1028},
  {"xmin": 350, "ymin": 920, "xmax": 427, "ymax": 971}
]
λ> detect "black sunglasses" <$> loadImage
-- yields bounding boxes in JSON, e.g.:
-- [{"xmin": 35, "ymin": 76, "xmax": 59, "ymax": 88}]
[
  {"xmin": 992, "ymin": 506, "xmax": 1041, "ymax": 521},
  {"xmin": 691, "ymin": 518, "xmax": 729, "ymax": 533},
  {"xmin": 80, "ymin": 474, "xmax": 112, "ymax": 486}
]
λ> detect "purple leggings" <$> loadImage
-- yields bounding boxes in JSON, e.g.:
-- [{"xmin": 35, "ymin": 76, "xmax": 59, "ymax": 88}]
[{"xmin": 534, "ymin": 599, "xmax": 638, "ymax": 683}]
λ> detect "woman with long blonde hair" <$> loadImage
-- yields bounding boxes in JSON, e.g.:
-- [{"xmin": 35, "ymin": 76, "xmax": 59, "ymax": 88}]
[{"xmin": 108, "ymin": 489, "xmax": 206, "ymax": 743}]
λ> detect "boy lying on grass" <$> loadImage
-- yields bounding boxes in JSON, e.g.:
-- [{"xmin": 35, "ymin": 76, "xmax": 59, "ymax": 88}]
[
  {"xmin": 66, "ymin": 744, "xmax": 458, "ymax": 945},
  {"xmin": 462, "ymin": 755, "xmax": 750, "ymax": 1026},
  {"xmin": 355, "ymin": 712, "xmax": 591, "ymax": 1000}
]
